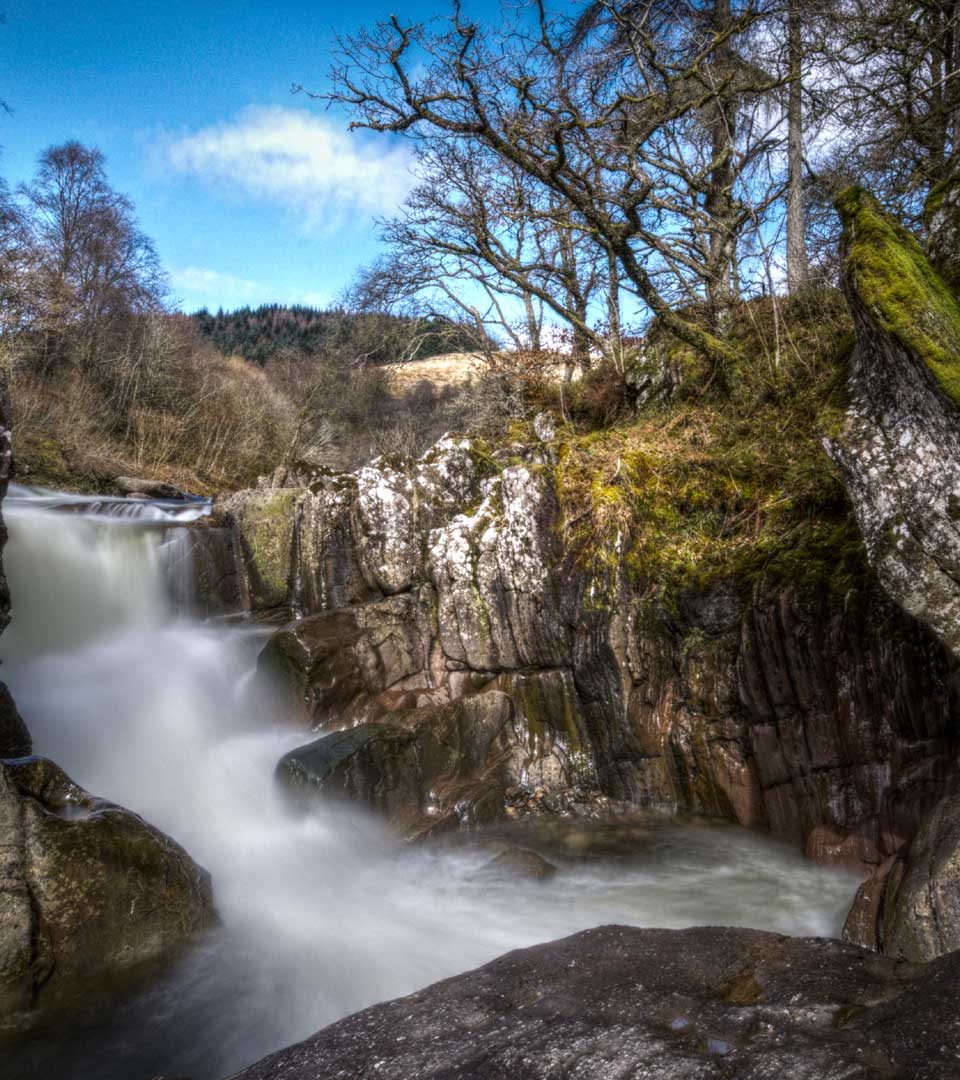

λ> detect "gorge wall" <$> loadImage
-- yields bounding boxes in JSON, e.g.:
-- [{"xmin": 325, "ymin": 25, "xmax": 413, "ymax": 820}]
[
  {"xmin": 222, "ymin": 431, "xmax": 957, "ymax": 868},
  {"xmin": 214, "ymin": 189, "xmax": 960, "ymax": 880}
]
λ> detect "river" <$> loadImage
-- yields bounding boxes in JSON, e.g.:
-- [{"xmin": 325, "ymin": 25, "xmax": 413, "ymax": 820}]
[{"xmin": 0, "ymin": 486, "xmax": 861, "ymax": 1080}]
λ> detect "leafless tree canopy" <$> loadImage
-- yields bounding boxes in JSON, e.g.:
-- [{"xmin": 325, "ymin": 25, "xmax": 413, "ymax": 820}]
[{"xmin": 323, "ymin": 0, "xmax": 960, "ymax": 372}]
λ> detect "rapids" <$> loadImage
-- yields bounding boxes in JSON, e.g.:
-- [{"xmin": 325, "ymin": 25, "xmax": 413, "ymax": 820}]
[{"xmin": 0, "ymin": 485, "xmax": 862, "ymax": 1080}]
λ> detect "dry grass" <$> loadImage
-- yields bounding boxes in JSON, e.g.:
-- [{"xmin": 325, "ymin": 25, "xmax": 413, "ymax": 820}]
[{"xmin": 386, "ymin": 350, "xmax": 582, "ymax": 395}]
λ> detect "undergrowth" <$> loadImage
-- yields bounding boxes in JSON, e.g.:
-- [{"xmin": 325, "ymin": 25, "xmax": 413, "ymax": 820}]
[{"xmin": 547, "ymin": 288, "xmax": 866, "ymax": 610}]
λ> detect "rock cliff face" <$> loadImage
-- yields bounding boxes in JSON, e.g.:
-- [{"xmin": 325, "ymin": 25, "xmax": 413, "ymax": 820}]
[
  {"xmin": 229, "ymin": 924, "xmax": 960, "ymax": 1080},
  {"xmin": 926, "ymin": 156, "xmax": 960, "ymax": 294},
  {"xmin": 828, "ymin": 186, "xmax": 960, "ymax": 658},
  {"xmin": 844, "ymin": 787, "xmax": 960, "ymax": 962},
  {"xmin": 227, "ymin": 432, "xmax": 958, "ymax": 864}
]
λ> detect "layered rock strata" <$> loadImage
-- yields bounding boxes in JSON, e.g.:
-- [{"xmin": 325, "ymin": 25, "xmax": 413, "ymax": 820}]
[{"xmin": 224, "ymin": 435, "xmax": 957, "ymax": 865}]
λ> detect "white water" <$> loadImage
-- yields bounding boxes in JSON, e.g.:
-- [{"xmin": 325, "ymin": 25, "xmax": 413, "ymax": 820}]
[{"xmin": 0, "ymin": 486, "xmax": 863, "ymax": 1080}]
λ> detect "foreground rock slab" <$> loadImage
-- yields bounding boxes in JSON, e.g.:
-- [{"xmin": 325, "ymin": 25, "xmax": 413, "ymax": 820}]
[{"xmin": 228, "ymin": 924, "xmax": 960, "ymax": 1079}]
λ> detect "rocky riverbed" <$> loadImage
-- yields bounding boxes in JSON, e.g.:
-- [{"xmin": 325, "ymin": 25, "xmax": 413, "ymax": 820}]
[{"xmin": 3, "ymin": 187, "xmax": 960, "ymax": 1079}]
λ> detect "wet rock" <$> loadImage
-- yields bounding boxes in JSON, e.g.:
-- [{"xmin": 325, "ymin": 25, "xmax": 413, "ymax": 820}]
[
  {"xmin": 114, "ymin": 477, "xmax": 186, "ymax": 500},
  {"xmin": 257, "ymin": 592, "xmax": 434, "ymax": 728},
  {"xmin": 227, "ymin": 923, "xmax": 960, "ymax": 1080},
  {"xmin": 276, "ymin": 723, "xmax": 421, "ymax": 823},
  {"xmin": 480, "ymin": 844, "xmax": 558, "ymax": 879},
  {"xmin": 829, "ymin": 186, "xmax": 960, "ymax": 658},
  {"xmin": 0, "ymin": 757, "xmax": 214, "ymax": 1016},
  {"xmin": 161, "ymin": 516, "xmax": 245, "ymax": 618},
  {"xmin": 0, "ymin": 682, "xmax": 30, "ymax": 758},
  {"xmin": 273, "ymin": 678, "xmax": 596, "ymax": 838},
  {"xmin": 222, "ymin": 487, "xmax": 302, "ymax": 612},
  {"xmin": 844, "ymin": 788, "xmax": 960, "ymax": 961}
]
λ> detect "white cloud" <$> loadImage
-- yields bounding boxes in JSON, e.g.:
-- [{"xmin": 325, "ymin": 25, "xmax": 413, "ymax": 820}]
[
  {"xmin": 171, "ymin": 266, "xmax": 265, "ymax": 299},
  {"xmin": 170, "ymin": 266, "xmax": 330, "ymax": 310},
  {"xmin": 165, "ymin": 106, "xmax": 414, "ymax": 227}
]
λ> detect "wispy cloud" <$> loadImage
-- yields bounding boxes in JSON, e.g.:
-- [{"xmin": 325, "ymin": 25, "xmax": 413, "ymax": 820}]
[
  {"xmin": 170, "ymin": 266, "xmax": 330, "ymax": 310},
  {"xmin": 165, "ymin": 106, "xmax": 414, "ymax": 228},
  {"xmin": 171, "ymin": 266, "xmax": 265, "ymax": 299}
]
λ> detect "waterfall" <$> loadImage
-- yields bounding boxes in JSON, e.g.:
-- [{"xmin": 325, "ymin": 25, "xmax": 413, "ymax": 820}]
[{"xmin": 0, "ymin": 485, "xmax": 862, "ymax": 1080}]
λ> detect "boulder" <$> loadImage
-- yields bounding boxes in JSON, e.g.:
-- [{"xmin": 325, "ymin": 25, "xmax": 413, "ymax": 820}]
[
  {"xmin": 829, "ymin": 185, "xmax": 960, "ymax": 657},
  {"xmin": 844, "ymin": 788, "xmax": 960, "ymax": 961},
  {"xmin": 275, "ymin": 672, "xmax": 601, "ymax": 839},
  {"xmin": 115, "ymin": 477, "xmax": 186, "ymax": 500},
  {"xmin": 0, "ymin": 758, "xmax": 214, "ymax": 1015},
  {"xmin": 0, "ymin": 682, "xmax": 30, "ymax": 758},
  {"xmin": 257, "ymin": 592, "xmax": 435, "ymax": 727},
  {"xmin": 227, "ymin": 924, "xmax": 960, "ymax": 1079},
  {"xmin": 277, "ymin": 723, "xmax": 421, "ymax": 820},
  {"xmin": 480, "ymin": 844, "xmax": 558, "ymax": 879}
]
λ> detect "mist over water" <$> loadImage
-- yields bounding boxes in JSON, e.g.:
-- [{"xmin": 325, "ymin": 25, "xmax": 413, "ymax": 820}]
[{"xmin": 0, "ymin": 486, "xmax": 862, "ymax": 1080}]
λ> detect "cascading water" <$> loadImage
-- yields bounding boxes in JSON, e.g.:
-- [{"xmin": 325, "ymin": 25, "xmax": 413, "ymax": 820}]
[{"xmin": 0, "ymin": 486, "xmax": 863, "ymax": 1080}]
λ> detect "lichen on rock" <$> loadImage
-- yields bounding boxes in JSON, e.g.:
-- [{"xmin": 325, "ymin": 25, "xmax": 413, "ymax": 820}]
[{"xmin": 829, "ymin": 186, "xmax": 960, "ymax": 657}]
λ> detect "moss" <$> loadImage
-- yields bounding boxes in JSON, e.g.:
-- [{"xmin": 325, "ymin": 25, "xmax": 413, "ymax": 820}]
[
  {"xmin": 550, "ymin": 289, "xmax": 869, "ymax": 618},
  {"xmin": 836, "ymin": 185, "xmax": 960, "ymax": 406},
  {"xmin": 234, "ymin": 489, "xmax": 300, "ymax": 609}
]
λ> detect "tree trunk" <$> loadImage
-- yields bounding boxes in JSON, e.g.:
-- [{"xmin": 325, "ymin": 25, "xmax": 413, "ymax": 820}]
[
  {"xmin": 523, "ymin": 292, "xmax": 541, "ymax": 352},
  {"xmin": 606, "ymin": 249, "xmax": 624, "ymax": 371},
  {"xmin": 786, "ymin": 3, "xmax": 810, "ymax": 293},
  {"xmin": 705, "ymin": 0, "xmax": 738, "ymax": 325}
]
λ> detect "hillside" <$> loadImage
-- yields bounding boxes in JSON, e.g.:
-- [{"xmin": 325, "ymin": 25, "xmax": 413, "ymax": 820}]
[{"xmin": 190, "ymin": 304, "xmax": 486, "ymax": 365}]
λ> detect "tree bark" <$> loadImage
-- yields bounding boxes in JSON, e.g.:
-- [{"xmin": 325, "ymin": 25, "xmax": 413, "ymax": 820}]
[{"xmin": 786, "ymin": 3, "xmax": 810, "ymax": 293}]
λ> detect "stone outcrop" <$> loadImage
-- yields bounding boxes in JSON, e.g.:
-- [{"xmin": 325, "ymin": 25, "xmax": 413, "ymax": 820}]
[
  {"xmin": 0, "ymin": 757, "xmax": 214, "ymax": 1015},
  {"xmin": 844, "ymin": 787, "xmax": 960, "ymax": 962},
  {"xmin": 276, "ymin": 672, "xmax": 601, "ymax": 838},
  {"xmin": 114, "ymin": 476, "xmax": 186, "ymax": 500},
  {"xmin": 169, "ymin": 513, "xmax": 246, "ymax": 618},
  {"xmin": 224, "ymin": 432, "xmax": 957, "ymax": 866},
  {"xmin": 228, "ymin": 923, "xmax": 960, "ymax": 1080},
  {"xmin": 828, "ymin": 185, "xmax": 960, "ymax": 658}
]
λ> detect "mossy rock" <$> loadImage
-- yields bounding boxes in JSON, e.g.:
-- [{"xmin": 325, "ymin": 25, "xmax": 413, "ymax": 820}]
[
  {"xmin": 227, "ymin": 488, "xmax": 301, "ymax": 611},
  {"xmin": 836, "ymin": 185, "xmax": 960, "ymax": 407}
]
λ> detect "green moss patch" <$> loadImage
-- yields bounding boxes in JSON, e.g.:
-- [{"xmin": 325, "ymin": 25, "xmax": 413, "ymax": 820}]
[
  {"xmin": 551, "ymin": 291, "xmax": 863, "ymax": 610},
  {"xmin": 836, "ymin": 185, "xmax": 960, "ymax": 406}
]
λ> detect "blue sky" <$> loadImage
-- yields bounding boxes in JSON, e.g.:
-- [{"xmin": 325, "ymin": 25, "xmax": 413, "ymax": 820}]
[{"xmin": 0, "ymin": 0, "xmax": 488, "ymax": 312}]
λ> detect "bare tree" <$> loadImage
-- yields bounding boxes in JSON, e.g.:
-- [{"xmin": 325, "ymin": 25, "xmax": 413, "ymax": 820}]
[
  {"xmin": 18, "ymin": 141, "xmax": 166, "ymax": 370},
  {"xmin": 818, "ymin": 0, "xmax": 960, "ymax": 218},
  {"xmin": 324, "ymin": 1, "xmax": 787, "ymax": 379},
  {"xmin": 785, "ymin": 1, "xmax": 811, "ymax": 291}
]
